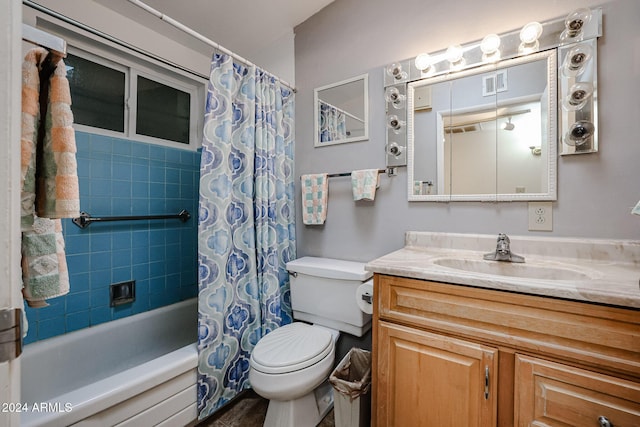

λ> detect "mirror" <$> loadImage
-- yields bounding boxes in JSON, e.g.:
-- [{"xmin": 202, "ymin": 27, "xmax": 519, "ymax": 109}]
[
  {"xmin": 408, "ymin": 51, "xmax": 557, "ymax": 201},
  {"xmin": 314, "ymin": 74, "xmax": 368, "ymax": 147}
]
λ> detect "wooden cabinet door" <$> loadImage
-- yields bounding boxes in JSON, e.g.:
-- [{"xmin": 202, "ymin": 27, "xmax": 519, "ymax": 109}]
[
  {"xmin": 515, "ymin": 354, "xmax": 640, "ymax": 427},
  {"xmin": 376, "ymin": 321, "xmax": 498, "ymax": 427}
]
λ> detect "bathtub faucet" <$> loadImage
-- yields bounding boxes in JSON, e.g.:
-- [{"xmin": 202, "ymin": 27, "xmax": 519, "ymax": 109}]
[{"xmin": 483, "ymin": 233, "xmax": 525, "ymax": 263}]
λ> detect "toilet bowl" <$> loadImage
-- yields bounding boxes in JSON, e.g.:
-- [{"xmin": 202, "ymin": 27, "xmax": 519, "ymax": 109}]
[
  {"xmin": 248, "ymin": 257, "xmax": 372, "ymax": 427},
  {"xmin": 249, "ymin": 323, "xmax": 338, "ymax": 426}
]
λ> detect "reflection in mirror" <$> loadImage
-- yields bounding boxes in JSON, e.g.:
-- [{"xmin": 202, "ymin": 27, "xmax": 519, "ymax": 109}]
[
  {"xmin": 314, "ymin": 74, "xmax": 368, "ymax": 147},
  {"xmin": 408, "ymin": 51, "xmax": 556, "ymax": 201}
]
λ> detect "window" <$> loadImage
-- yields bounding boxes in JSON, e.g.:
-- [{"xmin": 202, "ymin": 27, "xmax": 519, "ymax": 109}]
[
  {"xmin": 65, "ymin": 53, "xmax": 126, "ymax": 132},
  {"xmin": 136, "ymin": 75, "xmax": 191, "ymax": 145},
  {"xmin": 64, "ymin": 48, "xmax": 203, "ymax": 150}
]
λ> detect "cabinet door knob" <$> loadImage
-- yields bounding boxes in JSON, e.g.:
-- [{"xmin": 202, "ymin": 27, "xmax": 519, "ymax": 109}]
[{"xmin": 598, "ymin": 416, "xmax": 613, "ymax": 427}]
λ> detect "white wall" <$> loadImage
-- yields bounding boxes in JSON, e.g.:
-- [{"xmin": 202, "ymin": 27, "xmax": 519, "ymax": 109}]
[
  {"xmin": 247, "ymin": 29, "xmax": 296, "ymax": 85},
  {"xmin": 294, "ymin": 0, "xmax": 640, "ymax": 263}
]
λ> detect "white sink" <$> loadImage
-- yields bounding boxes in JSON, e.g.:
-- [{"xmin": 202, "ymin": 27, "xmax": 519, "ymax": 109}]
[{"xmin": 432, "ymin": 257, "xmax": 594, "ymax": 281}]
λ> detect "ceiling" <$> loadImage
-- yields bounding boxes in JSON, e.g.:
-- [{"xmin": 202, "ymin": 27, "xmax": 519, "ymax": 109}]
[{"xmin": 92, "ymin": 0, "xmax": 334, "ymax": 61}]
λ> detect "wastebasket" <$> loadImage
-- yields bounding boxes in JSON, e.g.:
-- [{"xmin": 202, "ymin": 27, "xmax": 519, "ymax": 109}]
[{"xmin": 329, "ymin": 348, "xmax": 371, "ymax": 427}]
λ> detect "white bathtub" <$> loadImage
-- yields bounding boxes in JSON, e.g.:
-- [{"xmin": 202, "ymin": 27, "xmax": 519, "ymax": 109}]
[{"xmin": 21, "ymin": 298, "xmax": 198, "ymax": 427}]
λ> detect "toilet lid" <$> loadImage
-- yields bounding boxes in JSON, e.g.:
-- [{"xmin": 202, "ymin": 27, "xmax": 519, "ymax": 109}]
[{"xmin": 250, "ymin": 323, "xmax": 333, "ymax": 375}]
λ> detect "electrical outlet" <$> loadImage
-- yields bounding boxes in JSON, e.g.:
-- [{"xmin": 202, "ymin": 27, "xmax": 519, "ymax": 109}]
[{"xmin": 528, "ymin": 202, "xmax": 552, "ymax": 231}]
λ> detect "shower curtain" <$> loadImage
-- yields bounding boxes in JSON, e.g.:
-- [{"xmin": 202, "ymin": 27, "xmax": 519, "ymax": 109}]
[
  {"xmin": 319, "ymin": 100, "xmax": 347, "ymax": 142},
  {"xmin": 196, "ymin": 53, "xmax": 296, "ymax": 419}
]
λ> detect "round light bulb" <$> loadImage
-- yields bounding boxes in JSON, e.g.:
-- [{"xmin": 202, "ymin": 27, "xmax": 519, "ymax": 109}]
[
  {"xmin": 565, "ymin": 8, "xmax": 592, "ymax": 36},
  {"xmin": 414, "ymin": 53, "xmax": 432, "ymax": 71},
  {"xmin": 562, "ymin": 44, "xmax": 593, "ymax": 77},
  {"xmin": 446, "ymin": 44, "xmax": 464, "ymax": 64},
  {"xmin": 481, "ymin": 34, "xmax": 501, "ymax": 54},
  {"xmin": 568, "ymin": 82, "xmax": 594, "ymax": 105},
  {"xmin": 386, "ymin": 62, "xmax": 407, "ymax": 80},
  {"xmin": 565, "ymin": 120, "xmax": 595, "ymax": 146},
  {"xmin": 520, "ymin": 22, "xmax": 543, "ymax": 44},
  {"xmin": 385, "ymin": 87, "xmax": 406, "ymax": 109},
  {"xmin": 563, "ymin": 82, "xmax": 594, "ymax": 111}
]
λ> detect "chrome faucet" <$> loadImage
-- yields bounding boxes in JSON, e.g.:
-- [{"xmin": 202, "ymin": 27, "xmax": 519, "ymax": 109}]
[{"xmin": 483, "ymin": 233, "xmax": 525, "ymax": 263}]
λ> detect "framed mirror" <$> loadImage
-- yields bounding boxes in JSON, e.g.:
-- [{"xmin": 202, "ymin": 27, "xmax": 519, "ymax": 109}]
[
  {"xmin": 314, "ymin": 74, "xmax": 368, "ymax": 147},
  {"xmin": 408, "ymin": 50, "xmax": 557, "ymax": 201}
]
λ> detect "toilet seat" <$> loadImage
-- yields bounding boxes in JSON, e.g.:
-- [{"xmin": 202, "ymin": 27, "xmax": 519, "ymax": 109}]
[{"xmin": 250, "ymin": 323, "xmax": 333, "ymax": 375}]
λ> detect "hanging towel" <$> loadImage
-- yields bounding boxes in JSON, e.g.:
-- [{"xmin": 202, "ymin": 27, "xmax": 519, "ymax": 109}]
[
  {"xmin": 21, "ymin": 47, "xmax": 79, "ymax": 230},
  {"xmin": 20, "ymin": 48, "xmax": 76, "ymax": 306},
  {"xmin": 21, "ymin": 218, "xmax": 69, "ymax": 307},
  {"xmin": 301, "ymin": 173, "xmax": 329, "ymax": 225},
  {"xmin": 351, "ymin": 169, "xmax": 380, "ymax": 201}
]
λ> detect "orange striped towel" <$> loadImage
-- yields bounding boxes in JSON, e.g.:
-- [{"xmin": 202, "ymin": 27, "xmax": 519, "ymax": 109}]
[
  {"xmin": 20, "ymin": 48, "xmax": 74, "ymax": 306},
  {"xmin": 21, "ymin": 47, "xmax": 79, "ymax": 230}
]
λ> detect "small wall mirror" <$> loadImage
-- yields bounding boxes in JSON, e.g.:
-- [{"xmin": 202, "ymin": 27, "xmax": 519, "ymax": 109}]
[
  {"xmin": 314, "ymin": 74, "xmax": 368, "ymax": 147},
  {"xmin": 408, "ymin": 51, "xmax": 557, "ymax": 201}
]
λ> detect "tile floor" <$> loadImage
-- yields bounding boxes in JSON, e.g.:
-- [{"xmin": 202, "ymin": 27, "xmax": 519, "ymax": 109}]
[{"xmin": 197, "ymin": 390, "xmax": 336, "ymax": 427}]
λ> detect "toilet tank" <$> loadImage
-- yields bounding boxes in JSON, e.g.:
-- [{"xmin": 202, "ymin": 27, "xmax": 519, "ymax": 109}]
[{"xmin": 286, "ymin": 257, "xmax": 372, "ymax": 337}]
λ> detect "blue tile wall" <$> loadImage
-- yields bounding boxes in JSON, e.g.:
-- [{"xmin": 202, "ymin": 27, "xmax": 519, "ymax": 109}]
[{"xmin": 23, "ymin": 132, "xmax": 200, "ymax": 344}]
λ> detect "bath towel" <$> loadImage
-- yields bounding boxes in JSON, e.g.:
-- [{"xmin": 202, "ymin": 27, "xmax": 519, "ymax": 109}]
[
  {"xmin": 351, "ymin": 169, "xmax": 380, "ymax": 201},
  {"xmin": 301, "ymin": 173, "xmax": 329, "ymax": 225},
  {"xmin": 20, "ymin": 48, "xmax": 75, "ymax": 306},
  {"xmin": 21, "ymin": 47, "xmax": 79, "ymax": 230},
  {"xmin": 21, "ymin": 217, "xmax": 69, "ymax": 307}
]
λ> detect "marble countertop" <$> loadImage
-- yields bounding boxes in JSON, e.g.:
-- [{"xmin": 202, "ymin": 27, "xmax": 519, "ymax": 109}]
[{"xmin": 366, "ymin": 232, "xmax": 640, "ymax": 309}]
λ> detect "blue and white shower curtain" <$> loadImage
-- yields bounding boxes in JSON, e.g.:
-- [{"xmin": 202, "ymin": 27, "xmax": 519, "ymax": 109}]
[
  {"xmin": 319, "ymin": 101, "xmax": 347, "ymax": 143},
  {"xmin": 197, "ymin": 53, "xmax": 296, "ymax": 419}
]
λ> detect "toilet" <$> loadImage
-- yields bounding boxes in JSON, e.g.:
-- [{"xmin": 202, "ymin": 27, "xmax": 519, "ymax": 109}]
[{"xmin": 249, "ymin": 256, "xmax": 372, "ymax": 427}]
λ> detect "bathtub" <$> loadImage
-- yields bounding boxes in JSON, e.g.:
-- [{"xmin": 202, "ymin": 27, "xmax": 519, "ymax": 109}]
[{"xmin": 21, "ymin": 298, "xmax": 198, "ymax": 427}]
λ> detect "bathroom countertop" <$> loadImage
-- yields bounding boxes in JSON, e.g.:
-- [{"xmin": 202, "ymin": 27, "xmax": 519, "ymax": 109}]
[{"xmin": 366, "ymin": 232, "xmax": 640, "ymax": 309}]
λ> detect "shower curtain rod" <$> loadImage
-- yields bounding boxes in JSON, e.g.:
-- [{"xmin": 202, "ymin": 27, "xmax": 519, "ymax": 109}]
[
  {"xmin": 22, "ymin": 0, "xmax": 208, "ymax": 81},
  {"xmin": 318, "ymin": 99, "xmax": 365, "ymax": 123},
  {"xmin": 126, "ymin": 0, "xmax": 296, "ymax": 92}
]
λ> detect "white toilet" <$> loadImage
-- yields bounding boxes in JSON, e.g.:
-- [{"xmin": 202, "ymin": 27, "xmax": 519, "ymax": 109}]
[{"xmin": 249, "ymin": 256, "xmax": 372, "ymax": 427}]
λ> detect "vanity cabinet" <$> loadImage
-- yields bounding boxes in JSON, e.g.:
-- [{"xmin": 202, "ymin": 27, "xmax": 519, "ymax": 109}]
[
  {"xmin": 372, "ymin": 274, "xmax": 640, "ymax": 427},
  {"xmin": 376, "ymin": 321, "xmax": 498, "ymax": 426}
]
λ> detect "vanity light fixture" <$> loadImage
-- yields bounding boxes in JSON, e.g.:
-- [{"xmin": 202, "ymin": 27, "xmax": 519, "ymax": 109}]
[
  {"xmin": 480, "ymin": 34, "xmax": 501, "ymax": 62},
  {"xmin": 501, "ymin": 117, "xmax": 515, "ymax": 131},
  {"xmin": 518, "ymin": 21, "xmax": 543, "ymax": 54},
  {"xmin": 562, "ymin": 82, "xmax": 594, "ymax": 111},
  {"xmin": 562, "ymin": 43, "xmax": 592, "ymax": 77},
  {"xmin": 446, "ymin": 44, "xmax": 465, "ymax": 70},
  {"xmin": 560, "ymin": 8, "xmax": 592, "ymax": 42}
]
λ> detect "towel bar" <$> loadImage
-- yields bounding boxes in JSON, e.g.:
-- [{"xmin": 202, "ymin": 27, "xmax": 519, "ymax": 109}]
[
  {"xmin": 72, "ymin": 209, "xmax": 191, "ymax": 229},
  {"xmin": 327, "ymin": 167, "xmax": 396, "ymax": 178}
]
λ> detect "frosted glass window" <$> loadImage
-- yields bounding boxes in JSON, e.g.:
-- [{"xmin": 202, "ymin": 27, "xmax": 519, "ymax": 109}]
[
  {"xmin": 136, "ymin": 76, "xmax": 190, "ymax": 144},
  {"xmin": 65, "ymin": 53, "xmax": 126, "ymax": 132}
]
